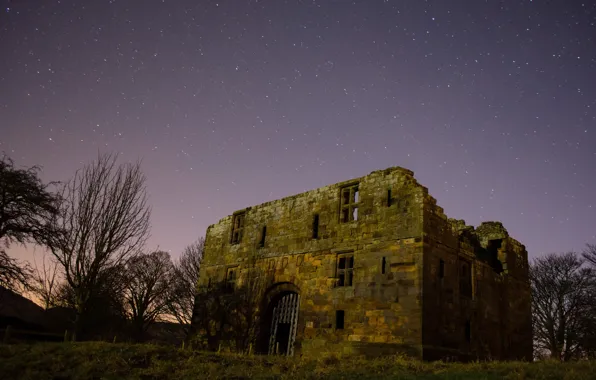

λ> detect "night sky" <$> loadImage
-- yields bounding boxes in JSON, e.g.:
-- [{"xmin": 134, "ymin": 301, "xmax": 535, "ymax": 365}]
[{"xmin": 2, "ymin": 0, "xmax": 595, "ymax": 264}]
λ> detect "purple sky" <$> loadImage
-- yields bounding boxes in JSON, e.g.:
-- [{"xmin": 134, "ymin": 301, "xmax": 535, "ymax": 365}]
[{"xmin": 1, "ymin": 0, "xmax": 595, "ymax": 264}]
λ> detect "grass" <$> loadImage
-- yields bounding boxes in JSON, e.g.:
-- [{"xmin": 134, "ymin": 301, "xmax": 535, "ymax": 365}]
[{"xmin": 0, "ymin": 342, "xmax": 595, "ymax": 379}]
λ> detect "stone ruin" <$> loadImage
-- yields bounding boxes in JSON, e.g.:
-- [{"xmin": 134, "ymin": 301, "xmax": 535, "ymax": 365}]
[{"xmin": 193, "ymin": 166, "xmax": 533, "ymax": 360}]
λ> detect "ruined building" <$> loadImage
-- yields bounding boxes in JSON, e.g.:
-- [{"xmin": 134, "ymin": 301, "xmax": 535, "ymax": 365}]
[{"xmin": 194, "ymin": 167, "xmax": 532, "ymax": 360}]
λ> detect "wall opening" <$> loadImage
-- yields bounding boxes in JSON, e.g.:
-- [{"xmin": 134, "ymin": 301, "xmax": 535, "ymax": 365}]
[
  {"xmin": 258, "ymin": 225, "xmax": 267, "ymax": 248},
  {"xmin": 264, "ymin": 291, "xmax": 300, "ymax": 356},
  {"xmin": 230, "ymin": 212, "xmax": 245, "ymax": 244},
  {"xmin": 335, "ymin": 310, "xmax": 345, "ymax": 330},
  {"xmin": 340, "ymin": 184, "xmax": 359, "ymax": 223},
  {"xmin": 312, "ymin": 214, "xmax": 319, "ymax": 239},
  {"xmin": 225, "ymin": 267, "xmax": 237, "ymax": 291},
  {"xmin": 336, "ymin": 253, "xmax": 354, "ymax": 287},
  {"xmin": 387, "ymin": 188, "xmax": 392, "ymax": 207},
  {"xmin": 381, "ymin": 257, "xmax": 387, "ymax": 274},
  {"xmin": 439, "ymin": 259, "xmax": 445, "ymax": 278},
  {"xmin": 459, "ymin": 261, "xmax": 472, "ymax": 297}
]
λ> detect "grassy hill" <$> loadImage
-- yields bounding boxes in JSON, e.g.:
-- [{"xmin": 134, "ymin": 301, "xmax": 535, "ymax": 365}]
[{"xmin": 0, "ymin": 342, "xmax": 594, "ymax": 379}]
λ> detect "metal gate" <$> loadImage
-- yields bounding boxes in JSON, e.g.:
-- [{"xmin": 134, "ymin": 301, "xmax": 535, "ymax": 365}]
[{"xmin": 267, "ymin": 292, "xmax": 300, "ymax": 356}]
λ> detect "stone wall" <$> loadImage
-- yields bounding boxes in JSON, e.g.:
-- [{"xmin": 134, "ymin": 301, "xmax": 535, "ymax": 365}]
[
  {"xmin": 421, "ymin": 199, "xmax": 533, "ymax": 361},
  {"xmin": 195, "ymin": 166, "xmax": 532, "ymax": 360}
]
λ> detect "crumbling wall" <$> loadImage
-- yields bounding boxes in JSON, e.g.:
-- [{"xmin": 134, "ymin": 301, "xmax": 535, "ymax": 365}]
[{"xmin": 421, "ymin": 206, "xmax": 532, "ymax": 361}]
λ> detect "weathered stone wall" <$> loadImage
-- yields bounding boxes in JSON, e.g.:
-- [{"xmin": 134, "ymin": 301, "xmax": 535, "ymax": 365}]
[
  {"xmin": 421, "ymin": 199, "xmax": 533, "ymax": 361},
  {"xmin": 196, "ymin": 166, "xmax": 532, "ymax": 360},
  {"xmin": 199, "ymin": 167, "xmax": 427, "ymax": 357}
]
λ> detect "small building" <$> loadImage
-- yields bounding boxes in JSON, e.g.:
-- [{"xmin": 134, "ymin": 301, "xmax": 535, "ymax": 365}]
[{"xmin": 194, "ymin": 167, "xmax": 532, "ymax": 360}]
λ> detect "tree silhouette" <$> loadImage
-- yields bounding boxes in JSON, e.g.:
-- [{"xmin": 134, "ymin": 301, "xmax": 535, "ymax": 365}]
[
  {"xmin": 166, "ymin": 237, "xmax": 203, "ymax": 334},
  {"xmin": 530, "ymin": 252, "xmax": 596, "ymax": 360},
  {"xmin": 124, "ymin": 250, "xmax": 174, "ymax": 342},
  {"xmin": 0, "ymin": 154, "xmax": 59, "ymax": 293},
  {"xmin": 46, "ymin": 153, "xmax": 151, "ymax": 340}
]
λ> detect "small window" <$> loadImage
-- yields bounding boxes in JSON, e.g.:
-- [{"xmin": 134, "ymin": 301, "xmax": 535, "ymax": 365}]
[
  {"xmin": 459, "ymin": 261, "xmax": 472, "ymax": 297},
  {"xmin": 337, "ymin": 253, "xmax": 354, "ymax": 287},
  {"xmin": 335, "ymin": 310, "xmax": 345, "ymax": 330},
  {"xmin": 387, "ymin": 188, "xmax": 392, "ymax": 207},
  {"xmin": 439, "ymin": 259, "xmax": 445, "ymax": 278},
  {"xmin": 381, "ymin": 257, "xmax": 386, "ymax": 274},
  {"xmin": 258, "ymin": 225, "xmax": 267, "ymax": 248},
  {"xmin": 226, "ymin": 267, "xmax": 237, "ymax": 291},
  {"xmin": 339, "ymin": 184, "xmax": 359, "ymax": 223},
  {"xmin": 312, "ymin": 214, "xmax": 319, "ymax": 239},
  {"xmin": 231, "ymin": 212, "xmax": 245, "ymax": 244},
  {"xmin": 465, "ymin": 320, "xmax": 471, "ymax": 342}
]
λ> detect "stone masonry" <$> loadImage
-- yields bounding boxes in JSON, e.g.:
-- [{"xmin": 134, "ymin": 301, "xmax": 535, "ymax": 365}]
[{"xmin": 195, "ymin": 166, "xmax": 533, "ymax": 360}]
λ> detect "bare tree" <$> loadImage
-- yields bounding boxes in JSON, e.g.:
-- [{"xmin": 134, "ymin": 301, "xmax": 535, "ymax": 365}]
[
  {"xmin": 190, "ymin": 254, "xmax": 272, "ymax": 353},
  {"xmin": 583, "ymin": 244, "xmax": 596, "ymax": 268},
  {"xmin": 46, "ymin": 153, "xmax": 151, "ymax": 340},
  {"xmin": 30, "ymin": 251, "xmax": 60, "ymax": 309},
  {"xmin": 0, "ymin": 154, "xmax": 59, "ymax": 292},
  {"xmin": 166, "ymin": 237, "xmax": 203, "ymax": 330},
  {"xmin": 124, "ymin": 250, "xmax": 174, "ymax": 342},
  {"xmin": 52, "ymin": 266, "xmax": 129, "ymax": 340},
  {"xmin": 530, "ymin": 252, "xmax": 595, "ymax": 361}
]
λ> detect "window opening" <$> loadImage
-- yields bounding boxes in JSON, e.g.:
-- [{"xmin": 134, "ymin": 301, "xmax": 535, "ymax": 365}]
[
  {"xmin": 312, "ymin": 214, "xmax": 319, "ymax": 239},
  {"xmin": 337, "ymin": 253, "xmax": 354, "ymax": 287},
  {"xmin": 381, "ymin": 257, "xmax": 387, "ymax": 274},
  {"xmin": 387, "ymin": 188, "xmax": 392, "ymax": 207},
  {"xmin": 439, "ymin": 259, "xmax": 445, "ymax": 278},
  {"xmin": 459, "ymin": 261, "xmax": 472, "ymax": 297},
  {"xmin": 231, "ymin": 212, "xmax": 245, "ymax": 244},
  {"xmin": 258, "ymin": 225, "xmax": 267, "ymax": 248},
  {"xmin": 335, "ymin": 310, "xmax": 345, "ymax": 330},
  {"xmin": 226, "ymin": 267, "xmax": 237, "ymax": 291},
  {"xmin": 340, "ymin": 184, "xmax": 359, "ymax": 223}
]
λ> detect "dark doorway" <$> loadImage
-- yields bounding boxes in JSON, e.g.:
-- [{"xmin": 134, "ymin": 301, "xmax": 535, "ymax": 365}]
[
  {"xmin": 274, "ymin": 323, "xmax": 291, "ymax": 354},
  {"xmin": 265, "ymin": 292, "xmax": 300, "ymax": 356}
]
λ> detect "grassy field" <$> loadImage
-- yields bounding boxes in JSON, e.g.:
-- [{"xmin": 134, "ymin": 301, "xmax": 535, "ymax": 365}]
[{"xmin": 0, "ymin": 342, "xmax": 594, "ymax": 380}]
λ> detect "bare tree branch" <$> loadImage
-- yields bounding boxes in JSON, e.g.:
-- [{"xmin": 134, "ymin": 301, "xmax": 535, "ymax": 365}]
[
  {"xmin": 30, "ymin": 251, "xmax": 60, "ymax": 309},
  {"xmin": 583, "ymin": 244, "xmax": 596, "ymax": 268},
  {"xmin": 124, "ymin": 250, "xmax": 174, "ymax": 342},
  {"xmin": 46, "ymin": 152, "xmax": 151, "ymax": 340},
  {"xmin": 166, "ymin": 237, "xmax": 203, "ymax": 330},
  {"xmin": 530, "ymin": 252, "xmax": 596, "ymax": 361},
  {"xmin": 0, "ymin": 154, "xmax": 60, "ymax": 293}
]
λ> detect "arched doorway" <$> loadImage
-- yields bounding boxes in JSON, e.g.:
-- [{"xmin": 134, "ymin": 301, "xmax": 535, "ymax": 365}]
[{"xmin": 258, "ymin": 283, "xmax": 301, "ymax": 356}]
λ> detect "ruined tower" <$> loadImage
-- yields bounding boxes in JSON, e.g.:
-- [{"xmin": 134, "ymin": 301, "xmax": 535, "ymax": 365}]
[{"xmin": 193, "ymin": 167, "xmax": 532, "ymax": 360}]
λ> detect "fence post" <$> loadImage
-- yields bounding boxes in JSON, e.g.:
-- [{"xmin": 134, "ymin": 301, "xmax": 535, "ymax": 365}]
[{"xmin": 3, "ymin": 325, "xmax": 11, "ymax": 343}]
